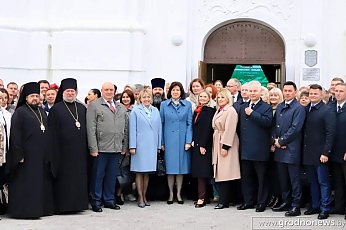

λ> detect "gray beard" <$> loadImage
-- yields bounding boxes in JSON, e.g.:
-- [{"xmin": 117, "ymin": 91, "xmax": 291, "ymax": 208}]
[
  {"xmin": 152, "ymin": 93, "xmax": 165, "ymax": 109},
  {"xmin": 63, "ymin": 96, "xmax": 77, "ymax": 103}
]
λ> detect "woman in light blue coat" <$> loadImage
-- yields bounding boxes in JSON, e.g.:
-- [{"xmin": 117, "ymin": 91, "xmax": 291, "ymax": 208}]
[
  {"xmin": 160, "ymin": 82, "xmax": 192, "ymax": 204},
  {"xmin": 129, "ymin": 89, "xmax": 162, "ymax": 208}
]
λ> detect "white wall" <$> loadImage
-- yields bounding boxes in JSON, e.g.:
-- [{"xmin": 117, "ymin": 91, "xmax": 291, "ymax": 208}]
[{"xmin": 1, "ymin": 0, "xmax": 346, "ymax": 100}]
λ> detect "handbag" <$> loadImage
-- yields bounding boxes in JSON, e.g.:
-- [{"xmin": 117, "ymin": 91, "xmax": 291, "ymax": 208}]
[
  {"xmin": 117, "ymin": 155, "xmax": 133, "ymax": 188},
  {"xmin": 157, "ymin": 150, "xmax": 166, "ymax": 176}
]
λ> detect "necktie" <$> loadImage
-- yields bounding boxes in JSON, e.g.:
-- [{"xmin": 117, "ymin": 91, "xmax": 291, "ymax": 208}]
[
  {"xmin": 338, "ymin": 105, "xmax": 342, "ymax": 113},
  {"xmin": 285, "ymin": 103, "xmax": 289, "ymax": 108},
  {"xmin": 250, "ymin": 103, "xmax": 255, "ymax": 109},
  {"xmin": 107, "ymin": 101, "xmax": 115, "ymax": 113},
  {"xmin": 309, "ymin": 105, "xmax": 315, "ymax": 112}
]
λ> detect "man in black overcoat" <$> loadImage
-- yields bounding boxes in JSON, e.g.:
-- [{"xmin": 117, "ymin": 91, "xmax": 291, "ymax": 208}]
[
  {"xmin": 302, "ymin": 84, "xmax": 336, "ymax": 220},
  {"xmin": 272, "ymin": 81, "xmax": 306, "ymax": 217},
  {"xmin": 330, "ymin": 82, "xmax": 346, "ymax": 217},
  {"xmin": 237, "ymin": 81, "xmax": 273, "ymax": 212}
]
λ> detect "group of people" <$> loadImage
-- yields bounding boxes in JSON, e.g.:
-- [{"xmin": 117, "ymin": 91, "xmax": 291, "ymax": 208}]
[{"xmin": 0, "ymin": 75, "xmax": 345, "ymax": 221}]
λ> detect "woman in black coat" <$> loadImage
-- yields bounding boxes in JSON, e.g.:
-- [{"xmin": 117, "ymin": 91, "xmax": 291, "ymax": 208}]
[{"xmin": 191, "ymin": 90, "xmax": 215, "ymax": 208}]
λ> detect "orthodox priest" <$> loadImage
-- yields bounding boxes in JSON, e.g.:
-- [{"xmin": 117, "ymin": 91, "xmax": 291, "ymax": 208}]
[
  {"xmin": 147, "ymin": 77, "xmax": 168, "ymax": 201},
  {"xmin": 48, "ymin": 78, "xmax": 88, "ymax": 213},
  {"xmin": 6, "ymin": 82, "xmax": 53, "ymax": 219}
]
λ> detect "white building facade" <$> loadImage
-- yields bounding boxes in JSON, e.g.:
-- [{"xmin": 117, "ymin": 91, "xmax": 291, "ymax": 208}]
[{"xmin": 0, "ymin": 0, "xmax": 345, "ymax": 97}]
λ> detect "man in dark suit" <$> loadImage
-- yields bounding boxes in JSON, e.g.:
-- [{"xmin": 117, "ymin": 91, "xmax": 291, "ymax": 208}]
[
  {"xmin": 237, "ymin": 81, "xmax": 273, "ymax": 212},
  {"xmin": 42, "ymin": 87, "xmax": 57, "ymax": 115},
  {"xmin": 272, "ymin": 81, "xmax": 306, "ymax": 217},
  {"xmin": 233, "ymin": 83, "xmax": 250, "ymax": 113},
  {"xmin": 330, "ymin": 83, "xmax": 346, "ymax": 217},
  {"xmin": 302, "ymin": 84, "xmax": 336, "ymax": 220},
  {"xmin": 328, "ymin": 77, "xmax": 344, "ymax": 103},
  {"xmin": 226, "ymin": 78, "xmax": 242, "ymax": 103}
]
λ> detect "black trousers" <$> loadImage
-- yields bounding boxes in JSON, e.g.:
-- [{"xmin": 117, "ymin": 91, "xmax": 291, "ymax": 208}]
[
  {"xmin": 216, "ymin": 181, "xmax": 231, "ymax": 205},
  {"xmin": 277, "ymin": 162, "xmax": 302, "ymax": 208},
  {"xmin": 331, "ymin": 162, "xmax": 346, "ymax": 212},
  {"xmin": 241, "ymin": 160, "xmax": 269, "ymax": 205}
]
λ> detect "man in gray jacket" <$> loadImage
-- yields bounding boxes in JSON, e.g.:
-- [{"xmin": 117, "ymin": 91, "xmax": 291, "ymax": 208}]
[{"xmin": 87, "ymin": 82, "xmax": 128, "ymax": 212}]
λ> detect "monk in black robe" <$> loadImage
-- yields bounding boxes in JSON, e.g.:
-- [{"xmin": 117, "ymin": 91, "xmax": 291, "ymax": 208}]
[
  {"xmin": 6, "ymin": 82, "xmax": 53, "ymax": 219},
  {"xmin": 48, "ymin": 78, "xmax": 88, "ymax": 213}
]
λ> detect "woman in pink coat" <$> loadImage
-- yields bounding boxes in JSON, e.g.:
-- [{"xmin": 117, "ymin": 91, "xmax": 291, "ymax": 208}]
[{"xmin": 212, "ymin": 89, "xmax": 241, "ymax": 209}]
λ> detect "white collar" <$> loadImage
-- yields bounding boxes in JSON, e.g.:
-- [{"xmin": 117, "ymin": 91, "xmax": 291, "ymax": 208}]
[
  {"xmin": 249, "ymin": 99, "xmax": 260, "ymax": 107},
  {"xmin": 337, "ymin": 101, "xmax": 345, "ymax": 109},
  {"xmin": 284, "ymin": 99, "xmax": 294, "ymax": 105}
]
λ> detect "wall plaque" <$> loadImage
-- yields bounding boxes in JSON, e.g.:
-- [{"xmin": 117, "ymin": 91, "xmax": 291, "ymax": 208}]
[
  {"xmin": 303, "ymin": 68, "xmax": 320, "ymax": 81},
  {"xmin": 305, "ymin": 50, "xmax": 317, "ymax": 67}
]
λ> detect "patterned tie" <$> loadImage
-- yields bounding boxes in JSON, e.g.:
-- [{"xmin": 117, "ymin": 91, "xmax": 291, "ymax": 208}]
[{"xmin": 107, "ymin": 101, "xmax": 115, "ymax": 113}]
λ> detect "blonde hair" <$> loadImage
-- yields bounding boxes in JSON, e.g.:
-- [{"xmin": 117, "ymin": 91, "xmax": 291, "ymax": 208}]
[
  {"xmin": 138, "ymin": 88, "xmax": 153, "ymax": 104},
  {"xmin": 269, "ymin": 88, "xmax": 284, "ymax": 104},
  {"xmin": 216, "ymin": 89, "xmax": 233, "ymax": 109},
  {"xmin": 198, "ymin": 90, "xmax": 212, "ymax": 107}
]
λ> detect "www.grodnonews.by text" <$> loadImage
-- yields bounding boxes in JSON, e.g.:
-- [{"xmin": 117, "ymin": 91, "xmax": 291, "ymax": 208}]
[{"xmin": 252, "ymin": 217, "xmax": 346, "ymax": 229}]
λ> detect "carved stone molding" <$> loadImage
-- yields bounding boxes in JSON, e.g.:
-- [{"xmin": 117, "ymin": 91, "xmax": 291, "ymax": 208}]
[{"xmin": 198, "ymin": 0, "xmax": 294, "ymax": 24}]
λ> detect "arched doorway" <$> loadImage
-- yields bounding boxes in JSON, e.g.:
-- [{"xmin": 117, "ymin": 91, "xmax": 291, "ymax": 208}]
[{"xmin": 199, "ymin": 20, "xmax": 285, "ymax": 87}]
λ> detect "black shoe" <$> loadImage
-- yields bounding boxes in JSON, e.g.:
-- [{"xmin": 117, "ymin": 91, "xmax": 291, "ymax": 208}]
[
  {"xmin": 256, "ymin": 204, "xmax": 266, "ymax": 212},
  {"xmin": 272, "ymin": 202, "xmax": 291, "ymax": 212},
  {"xmin": 104, "ymin": 203, "xmax": 121, "ymax": 210},
  {"xmin": 330, "ymin": 208, "xmax": 344, "ymax": 215},
  {"xmin": 317, "ymin": 212, "xmax": 329, "ymax": 219},
  {"xmin": 91, "ymin": 205, "xmax": 102, "ymax": 212},
  {"xmin": 214, "ymin": 203, "xmax": 229, "ymax": 209},
  {"xmin": 304, "ymin": 208, "xmax": 320, "ymax": 215},
  {"xmin": 115, "ymin": 195, "xmax": 124, "ymax": 205},
  {"xmin": 167, "ymin": 200, "xmax": 173, "ymax": 205},
  {"xmin": 137, "ymin": 202, "xmax": 145, "ymax": 208},
  {"xmin": 237, "ymin": 203, "xmax": 254, "ymax": 210},
  {"xmin": 177, "ymin": 199, "xmax": 184, "ymax": 205},
  {"xmin": 285, "ymin": 207, "xmax": 301, "ymax": 217}
]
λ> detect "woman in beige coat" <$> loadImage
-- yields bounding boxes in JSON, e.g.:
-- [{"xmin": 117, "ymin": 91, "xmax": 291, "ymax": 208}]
[{"xmin": 212, "ymin": 89, "xmax": 241, "ymax": 209}]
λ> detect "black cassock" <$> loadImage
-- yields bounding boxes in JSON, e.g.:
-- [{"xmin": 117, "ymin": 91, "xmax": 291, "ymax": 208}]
[
  {"xmin": 48, "ymin": 101, "xmax": 88, "ymax": 213},
  {"xmin": 7, "ymin": 105, "xmax": 53, "ymax": 218}
]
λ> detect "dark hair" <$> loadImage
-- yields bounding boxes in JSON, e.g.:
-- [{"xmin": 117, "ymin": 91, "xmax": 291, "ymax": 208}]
[
  {"xmin": 167, "ymin": 82, "xmax": 186, "ymax": 99},
  {"xmin": 332, "ymin": 77, "xmax": 344, "ymax": 83},
  {"xmin": 90, "ymin": 88, "xmax": 101, "ymax": 98},
  {"xmin": 6, "ymin": 82, "xmax": 18, "ymax": 88},
  {"xmin": 120, "ymin": 89, "xmax": 135, "ymax": 105},
  {"xmin": 0, "ymin": 88, "xmax": 9, "ymax": 102},
  {"xmin": 38, "ymin": 80, "xmax": 50, "ymax": 86},
  {"xmin": 309, "ymin": 84, "xmax": 322, "ymax": 91},
  {"xmin": 114, "ymin": 84, "xmax": 118, "ymax": 93},
  {"xmin": 283, "ymin": 81, "xmax": 297, "ymax": 90},
  {"xmin": 189, "ymin": 78, "xmax": 205, "ymax": 94},
  {"xmin": 84, "ymin": 96, "xmax": 89, "ymax": 104}
]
